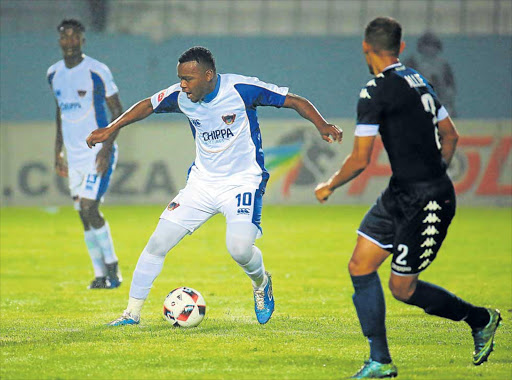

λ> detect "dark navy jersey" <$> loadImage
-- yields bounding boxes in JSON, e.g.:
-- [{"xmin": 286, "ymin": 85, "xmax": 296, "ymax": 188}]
[{"xmin": 356, "ymin": 63, "xmax": 450, "ymax": 183}]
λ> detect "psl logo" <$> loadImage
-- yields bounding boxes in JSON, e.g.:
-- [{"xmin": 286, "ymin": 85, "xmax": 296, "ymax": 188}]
[{"xmin": 222, "ymin": 114, "xmax": 236, "ymax": 125}]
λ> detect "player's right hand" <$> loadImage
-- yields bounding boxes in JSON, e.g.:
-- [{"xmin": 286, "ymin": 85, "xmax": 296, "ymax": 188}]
[
  {"xmin": 314, "ymin": 182, "xmax": 333, "ymax": 203},
  {"xmin": 86, "ymin": 128, "xmax": 111, "ymax": 148}
]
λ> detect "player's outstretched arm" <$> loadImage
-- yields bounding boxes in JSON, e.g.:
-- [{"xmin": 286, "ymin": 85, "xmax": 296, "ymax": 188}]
[
  {"xmin": 315, "ymin": 136, "xmax": 375, "ymax": 203},
  {"xmin": 282, "ymin": 93, "xmax": 342, "ymax": 143},
  {"xmin": 86, "ymin": 98, "xmax": 153, "ymax": 148}
]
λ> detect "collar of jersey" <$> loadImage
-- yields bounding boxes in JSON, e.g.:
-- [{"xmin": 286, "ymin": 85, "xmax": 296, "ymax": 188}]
[
  {"xmin": 382, "ymin": 62, "xmax": 403, "ymax": 73},
  {"xmin": 202, "ymin": 74, "xmax": 221, "ymax": 103}
]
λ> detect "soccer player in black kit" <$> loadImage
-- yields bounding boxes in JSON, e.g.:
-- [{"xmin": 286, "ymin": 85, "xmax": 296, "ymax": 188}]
[{"xmin": 315, "ymin": 17, "xmax": 501, "ymax": 379}]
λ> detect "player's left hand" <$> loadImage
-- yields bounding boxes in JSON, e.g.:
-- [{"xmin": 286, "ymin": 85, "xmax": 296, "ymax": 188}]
[
  {"xmin": 314, "ymin": 182, "xmax": 333, "ymax": 203},
  {"xmin": 95, "ymin": 146, "xmax": 112, "ymax": 176},
  {"xmin": 317, "ymin": 123, "xmax": 343, "ymax": 144}
]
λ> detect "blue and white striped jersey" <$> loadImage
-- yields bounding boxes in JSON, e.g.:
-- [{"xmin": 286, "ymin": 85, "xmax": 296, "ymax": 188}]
[
  {"xmin": 151, "ymin": 73, "xmax": 288, "ymax": 188},
  {"xmin": 47, "ymin": 55, "xmax": 119, "ymax": 167}
]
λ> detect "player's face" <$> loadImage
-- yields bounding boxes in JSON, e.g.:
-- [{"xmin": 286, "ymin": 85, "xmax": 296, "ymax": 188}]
[
  {"xmin": 177, "ymin": 61, "xmax": 215, "ymax": 103},
  {"xmin": 362, "ymin": 41, "xmax": 375, "ymax": 75},
  {"xmin": 59, "ymin": 28, "xmax": 84, "ymax": 59}
]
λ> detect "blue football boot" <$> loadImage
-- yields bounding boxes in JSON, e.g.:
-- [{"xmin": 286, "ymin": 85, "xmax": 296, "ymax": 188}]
[
  {"xmin": 350, "ymin": 359, "xmax": 398, "ymax": 378},
  {"xmin": 253, "ymin": 271, "xmax": 274, "ymax": 324},
  {"xmin": 108, "ymin": 311, "xmax": 140, "ymax": 326}
]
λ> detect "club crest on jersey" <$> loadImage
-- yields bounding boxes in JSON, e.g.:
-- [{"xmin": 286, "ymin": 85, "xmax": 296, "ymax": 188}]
[
  {"xmin": 77, "ymin": 90, "xmax": 87, "ymax": 97},
  {"xmin": 222, "ymin": 114, "xmax": 236, "ymax": 125},
  {"xmin": 167, "ymin": 202, "xmax": 180, "ymax": 211}
]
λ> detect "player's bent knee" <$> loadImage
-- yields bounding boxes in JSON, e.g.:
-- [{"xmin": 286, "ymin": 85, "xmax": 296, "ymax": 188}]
[
  {"xmin": 226, "ymin": 236, "xmax": 253, "ymax": 265},
  {"xmin": 388, "ymin": 279, "xmax": 416, "ymax": 302},
  {"xmin": 225, "ymin": 223, "xmax": 258, "ymax": 265}
]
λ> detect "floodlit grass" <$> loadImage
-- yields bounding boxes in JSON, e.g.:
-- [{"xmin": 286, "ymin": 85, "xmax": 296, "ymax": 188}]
[{"xmin": 1, "ymin": 205, "xmax": 511, "ymax": 379}]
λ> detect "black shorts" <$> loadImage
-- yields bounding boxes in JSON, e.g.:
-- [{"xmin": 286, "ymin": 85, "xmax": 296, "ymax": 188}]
[{"xmin": 358, "ymin": 175, "xmax": 456, "ymax": 275}]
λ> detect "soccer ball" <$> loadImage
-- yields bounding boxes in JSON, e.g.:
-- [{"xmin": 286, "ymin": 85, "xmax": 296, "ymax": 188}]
[{"xmin": 163, "ymin": 287, "xmax": 206, "ymax": 327}]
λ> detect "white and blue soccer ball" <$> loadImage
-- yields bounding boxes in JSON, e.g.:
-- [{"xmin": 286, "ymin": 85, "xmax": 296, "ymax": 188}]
[{"xmin": 163, "ymin": 287, "xmax": 206, "ymax": 327}]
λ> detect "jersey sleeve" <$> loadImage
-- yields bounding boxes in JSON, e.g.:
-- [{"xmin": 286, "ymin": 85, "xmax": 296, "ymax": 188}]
[
  {"xmin": 355, "ymin": 78, "xmax": 383, "ymax": 137},
  {"xmin": 233, "ymin": 76, "xmax": 289, "ymax": 108},
  {"xmin": 46, "ymin": 65, "xmax": 56, "ymax": 89},
  {"xmin": 93, "ymin": 63, "xmax": 119, "ymax": 97},
  {"xmin": 151, "ymin": 83, "xmax": 182, "ymax": 114}
]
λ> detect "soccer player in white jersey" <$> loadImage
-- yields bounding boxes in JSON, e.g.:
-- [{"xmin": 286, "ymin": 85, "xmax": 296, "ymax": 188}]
[
  {"xmin": 86, "ymin": 46, "xmax": 342, "ymax": 325},
  {"xmin": 47, "ymin": 19, "xmax": 124, "ymax": 289}
]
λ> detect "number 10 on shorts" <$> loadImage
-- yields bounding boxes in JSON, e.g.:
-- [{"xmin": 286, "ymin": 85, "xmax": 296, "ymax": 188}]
[{"xmin": 236, "ymin": 192, "xmax": 252, "ymax": 207}]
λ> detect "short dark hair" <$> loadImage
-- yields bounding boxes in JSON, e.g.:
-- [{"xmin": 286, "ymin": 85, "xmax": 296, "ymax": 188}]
[
  {"xmin": 364, "ymin": 17, "xmax": 402, "ymax": 56},
  {"xmin": 178, "ymin": 46, "xmax": 216, "ymax": 71},
  {"xmin": 57, "ymin": 19, "xmax": 85, "ymax": 33}
]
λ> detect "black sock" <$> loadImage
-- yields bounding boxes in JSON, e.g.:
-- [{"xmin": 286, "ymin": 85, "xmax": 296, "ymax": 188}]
[
  {"xmin": 465, "ymin": 307, "xmax": 491, "ymax": 329},
  {"xmin": 351, "ymin": 272, "xmax": 391, "ymax": 364},
  {"xmin": 405, "ymin": 280, "xmax": 488, "ymax": 328}
]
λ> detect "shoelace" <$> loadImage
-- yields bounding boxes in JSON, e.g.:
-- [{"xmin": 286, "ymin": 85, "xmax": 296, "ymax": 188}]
[{"xmin": 254, "ymin": 289, "xmax": 265, "ymax": 310}]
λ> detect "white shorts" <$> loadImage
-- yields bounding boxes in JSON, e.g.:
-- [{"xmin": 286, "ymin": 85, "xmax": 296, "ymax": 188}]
[
  {"xmin": 160, "ymin": 177, "xmax": 264, "ymax": 237},
  {"xmin": 68, "ymin": 148, "xmax": 118, "ymax": 202}
]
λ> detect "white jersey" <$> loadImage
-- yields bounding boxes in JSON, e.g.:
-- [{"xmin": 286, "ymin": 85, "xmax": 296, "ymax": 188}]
[
  {"xmin": 150, "ymin": 73, "xmax": 288, "ymax": 188},
  {"xmin": 47, "ymin": 55, "xmax": 119, "ymax": 167}
]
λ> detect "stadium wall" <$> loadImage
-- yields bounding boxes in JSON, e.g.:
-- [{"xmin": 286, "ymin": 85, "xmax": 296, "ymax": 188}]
[
  {"xmin": 0, "ymin": 34, "xmax": 511, "ymax": 121},
  {"xmin": 1, "ymin": 120, "xmax": 510, "ymax": 207}
]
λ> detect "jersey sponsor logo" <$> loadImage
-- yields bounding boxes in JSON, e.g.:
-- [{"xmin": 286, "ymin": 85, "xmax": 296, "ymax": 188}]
[
  {"xmin": 167, "ymin": 201, "xmax": 180, "ymax": 211},
  {"xmin": 236, "ymin": 207, "xmax": 250, "ymax": 215},
  {"xmin": 421, "ymin": 225, "xmax": 439, "ymax": 235},
  {"xmin": 202, "ymin": 128, "xmax": 234, "ymax": 142},
  {"xmin": 391, "ymin": 262, "xmax": 412, "ymax": 272},
  {"xmin": 423, "ymin": 213, "xmax": 441, "ymax": 223},
  {"xmin": 77, "ymin": 90, "xmax": 87, "ymax": 97},
  {"xmin": 59, "ymin": 102, "xmax": 82, "ymax": 111},
  {"xmin": 359, "ymin": 88, "xmax": 371, "ymax": 99},
  {"xmin": 404, "ymin": 73, "xmax": 426, "ymax": 88},
  {"xmin": 157, "ymin": 91, "xmax": 165, "ymax": 102},
  {"xmin": 423, "ymin": 200, "xmax": 442, "ymax": 211},
  {"xmin": 222, "ymin": 114, "xmax": 236, "ymax": 125}
]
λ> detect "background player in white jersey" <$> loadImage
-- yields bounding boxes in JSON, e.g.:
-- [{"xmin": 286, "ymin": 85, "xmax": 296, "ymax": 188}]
[
  {"xmin": 47, "ymin": 19, "xmax": 124, "ymax": 289},
  {"xmin": 86, "ymin": 46, "xmax": 342, "ymax": 326}
]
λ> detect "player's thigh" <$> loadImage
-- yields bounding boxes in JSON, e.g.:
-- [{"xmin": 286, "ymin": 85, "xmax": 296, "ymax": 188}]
[
  {"xmin": 160, "ymin": 182, "xmax": 216, "ymax": 234},
  {"xmin": 78, "ymin": 153, "xmax": 117, "ymax": 202},
  {"xmin": 349, "ymin": 234, "xmax": 392, "ymax": 276},
  {"xmin": 218, "ymin": 184, "xmax": 264, "ymax": 237},
  {"xmin": 391, "ymin": 182, "xmax": 456, "ymax": 276}
]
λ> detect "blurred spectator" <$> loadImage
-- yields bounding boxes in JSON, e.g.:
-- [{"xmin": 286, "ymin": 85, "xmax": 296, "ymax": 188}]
[
  {"xmin": 404, "ymin": 31, "xmax": 457, "ymax": 117},
  {"xmin": 88, "ymin": 0, "xmax": 108, "ymax": 32}
]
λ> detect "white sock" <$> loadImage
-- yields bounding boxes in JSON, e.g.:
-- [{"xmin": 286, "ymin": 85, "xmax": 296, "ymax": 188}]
[
  {"xmin": 244, "ymin": 246, "xmax": 266, "ymax": 289},
  {"xmin": 84, "ymin": 230, "xmax": 106, "ymax": 277},
  {"xmin": 126, "ymin": 297, "xmax": 145, "ymax": 318},
  {"xmin": 93, "ymin": 222, "xmax": 118, "ymax": 264},
  {"xmin": 129, "ymin": 250, "xmax": 165, "ymax": 300}
]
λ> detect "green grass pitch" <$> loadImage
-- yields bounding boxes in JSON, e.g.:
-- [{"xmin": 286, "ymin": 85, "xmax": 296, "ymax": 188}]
[{"xmin": 1, "ymin": 205, "xmax": 511, "ymax": 379}]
